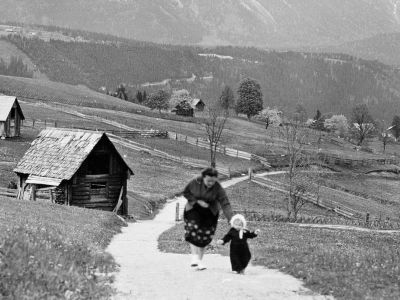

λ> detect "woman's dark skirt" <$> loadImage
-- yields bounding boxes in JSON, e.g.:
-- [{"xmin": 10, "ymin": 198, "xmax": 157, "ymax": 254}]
[{"xmin": 184, "ymin": 204, "xmax": 219, "ymax": 247}]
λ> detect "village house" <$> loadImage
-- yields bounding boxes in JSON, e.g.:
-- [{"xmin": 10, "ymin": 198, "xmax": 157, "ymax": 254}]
[
  {"xmin": 0, "ymin": 95, "xmax": 25, "ymax": 139},
  {"xmin": 14, "ymin": 128, "xmax": 133, "ymax": 215},
  {"xmin": 189, "ymin": 98, "xmax": 205, "ymax": 112}
]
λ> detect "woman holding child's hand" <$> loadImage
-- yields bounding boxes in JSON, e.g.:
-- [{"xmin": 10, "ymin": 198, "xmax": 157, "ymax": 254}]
[{"xmin": 182, "ymin": 167, "xmax": 233, "ymax": 271}]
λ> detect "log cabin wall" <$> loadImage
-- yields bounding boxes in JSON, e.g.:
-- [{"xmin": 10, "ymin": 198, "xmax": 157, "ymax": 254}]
[{"xmin": 69, "ymin": 137, "xmax": 127, "ymax": 212}]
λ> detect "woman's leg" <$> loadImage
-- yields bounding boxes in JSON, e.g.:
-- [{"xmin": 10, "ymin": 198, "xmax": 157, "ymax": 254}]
[
  {"xmin": 189, "ymin": 243, "xmax": 199, "ymax": 266},
  {"xmin": 197, "ymin": 247, "xmax": 207, "ymax": 270}
]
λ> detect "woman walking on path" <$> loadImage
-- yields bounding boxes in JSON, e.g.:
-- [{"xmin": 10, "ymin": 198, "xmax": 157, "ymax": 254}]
[{"xmin": 183, "ymin": 167, "xmax": 233, "ymax": 270}]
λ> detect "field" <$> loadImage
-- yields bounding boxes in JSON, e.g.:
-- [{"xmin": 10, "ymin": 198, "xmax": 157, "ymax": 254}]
[
  {"xmin": 158, "ymin": 181, "xmax": 400, "ymax": 300},
  {"xmin": 266, "ymin": 172, "xmax": 400, "ymax": 223},
  {"xmin": 0, "ymin": 195, "xmax": 124, "ymax": 299}
]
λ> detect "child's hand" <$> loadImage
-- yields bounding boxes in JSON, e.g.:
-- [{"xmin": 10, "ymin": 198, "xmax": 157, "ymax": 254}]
[
  {"xmin": 216, "ymin": 239, "xmax": 224, "ymax": 245},
  {"xmin": 255, "ymin": 229, "xmax": 261, "ymax": 235}
]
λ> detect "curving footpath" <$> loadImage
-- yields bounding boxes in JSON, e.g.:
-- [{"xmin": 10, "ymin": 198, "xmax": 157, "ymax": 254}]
[{"xmin": 107, "ymin": 176, "xmax": 333, "ymax": 300}]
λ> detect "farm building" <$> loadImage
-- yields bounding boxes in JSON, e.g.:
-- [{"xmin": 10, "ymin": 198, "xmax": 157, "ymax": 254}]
[
  {"xmin": 0, "ymin": 95, "xmax": 25, "ymax": 139},
  {"xmin": 189, "ymin": 98, "xmax": 205, "ymax": 111},
  {"xmin": 14, "ymin": 128, "xmax": 133, "ymax": 215},
  {"xmin": 172, "ymin": 100, "xmax": 194, "ymax": 117}
]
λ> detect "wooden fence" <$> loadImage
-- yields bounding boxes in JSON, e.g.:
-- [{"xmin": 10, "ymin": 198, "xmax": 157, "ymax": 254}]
[
  {"xmin": 23, "ymin": 118, "xmax": 168, "ymax": 138},
  {"xmin": 109, "ymin": 134, "xmax": 231, "ymax": 177},
  {"xmin": 168, "ymin": 131, "xmax": 270, "ymax": 167},
  {"xmin": 0, "ymin": 187, "xmax": 17, "ymax": 199},
  {"xmin": 250, "ymin": 175, "xmax": 362, "ymax": 220},
  {"xmin": 0, "ymin": 186, "xmax": 54, "ymax": 202}
]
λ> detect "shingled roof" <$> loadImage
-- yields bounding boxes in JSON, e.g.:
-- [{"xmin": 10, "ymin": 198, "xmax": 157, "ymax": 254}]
[
  {"xmin": 14, "ymin": 128, "xmax": 133, "ymax": 182},
  {"xmin": 0, "ymin": 95, "xmax": 25, "ymax": 121}
]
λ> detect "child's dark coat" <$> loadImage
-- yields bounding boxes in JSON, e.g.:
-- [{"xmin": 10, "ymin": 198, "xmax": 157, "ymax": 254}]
[{"xmin": 221, "ymin": 228, "xmax": 257, "ymax": 272}]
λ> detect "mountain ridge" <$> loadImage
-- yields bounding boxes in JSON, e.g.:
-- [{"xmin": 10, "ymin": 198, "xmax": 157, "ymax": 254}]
[{"xmin": 1, "ymin": 0, "xmax": 400, "ymax": 48}]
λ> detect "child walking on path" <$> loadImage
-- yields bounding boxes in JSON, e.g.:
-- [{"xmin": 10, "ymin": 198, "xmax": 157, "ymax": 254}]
[{"xmin": 217, "ymin": 214, "xmax": 260, "ymax": 274}]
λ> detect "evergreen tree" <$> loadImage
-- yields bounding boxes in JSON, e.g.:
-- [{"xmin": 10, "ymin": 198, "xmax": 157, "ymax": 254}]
[
  {"xmin": 219, "ymin": 85, "xmax": 235, "ymax": 110},
  {"xmin": 391, "ymin": 115, "xmax": 400, "ymax": 140},
  {"xmin": 236, "ymin": 78, "xmax": 263, "ymax": 120},
  {"xmin": 136, "ymin": 90, "xmax": 143, "ymax": 103}
]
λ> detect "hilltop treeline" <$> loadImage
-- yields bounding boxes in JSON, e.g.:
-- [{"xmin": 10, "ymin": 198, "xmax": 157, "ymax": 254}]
[{"xmin": 4, "ymin": 34, "xmax": 400, "ymax": 118}]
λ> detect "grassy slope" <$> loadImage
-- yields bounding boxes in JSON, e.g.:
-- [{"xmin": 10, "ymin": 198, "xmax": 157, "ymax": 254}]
[
  {"xmin": 268, "ymin": 172, "xmax": 400, "ymax": 223},
  {"xmin": 0, "ymin": 196, "xmax": 125, "ymax": 299},
  {"xmin": 159, "ymin": 181, "xmax": 400, "ymax": 300}
]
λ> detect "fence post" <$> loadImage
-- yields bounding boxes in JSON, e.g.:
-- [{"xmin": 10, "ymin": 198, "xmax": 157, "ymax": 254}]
[
  {"xmin": 196, "ymin": 138, "xmax": 198, "ymax": 146},
  {"xmin": 176, "ymin": 133, "xmax": 178, "ymax": 140},
  {"xmin": 175, "ymin": 202, "xmax": 180, "ymax": 222},
  {"xmin": 44, "ymin": 120, "xmax": 47, "ymax": 128},
  {"xmin": 365, "ymin": 212, "xmax": 370, "ymax": 225},
  {"xmin": 248, "ymin": 168, "xmax": 252, "ymax": 180},
  {"xmin": 32, "ymin": 119, "xmax": 35, "ymax": 127},
  {"xmin": 54, "ymin": 121, "xmax": 57, "ymax": 128}
]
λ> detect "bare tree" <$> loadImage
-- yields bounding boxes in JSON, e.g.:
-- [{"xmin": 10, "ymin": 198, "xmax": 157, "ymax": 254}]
[
  {"xmin": 280, "ymin": 122, "xmax": 316, "ymax": 220},
  {"xmin": 204, "ymin": 103, "xmax": 228, "ymax": 168},
  {"xmin": 351, "ymin": 103, "xmax": 375, "ymax": 146}
]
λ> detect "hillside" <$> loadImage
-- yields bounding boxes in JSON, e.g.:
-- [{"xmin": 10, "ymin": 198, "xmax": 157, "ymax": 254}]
[
  {"xmin": 3, "ymin": 34, "xmax": 400, "ymax": 119},
  {"xmin": 1, "ymin": 0, "xmax": 400, "ymax": 48},
  {"xmin": 0, "ymin": 40, "xmax": 46, "ymax": 79},
  {"xmin": 315, "ymin": 32, "xmax": 400, "ymax": 67}
]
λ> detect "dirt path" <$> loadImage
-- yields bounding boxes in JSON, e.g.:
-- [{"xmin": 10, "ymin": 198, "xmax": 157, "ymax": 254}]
[{"xmin": 107, "ymin": 176, "xmax": 332, "ymax": 300}]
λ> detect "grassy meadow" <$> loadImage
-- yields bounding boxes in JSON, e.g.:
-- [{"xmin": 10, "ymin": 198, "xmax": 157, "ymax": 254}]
[
  {"xmin": 0, "ymin": 196, "xmax": 125, "ymax": 299},
  {"xmin": 267, "ymin": 172, "xmax": 400, "ymax": 225},
  {"xmin": 159, "ymin": 180, "xmax": 400, "ymax": 300}
]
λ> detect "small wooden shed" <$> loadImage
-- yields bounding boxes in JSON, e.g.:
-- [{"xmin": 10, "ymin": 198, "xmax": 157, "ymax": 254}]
[
  {"xmin": 190, "ymin": 98, "xmax": 205, "ymax": 112},
  {"xmin": 173, "ymin": 100, "xmax": 194, "ymax": 117},
  {"xmin": 0, "ymin": 95, "xmax": 25, "ymax": 139},
  {"xmin": 14, "ymin": 128, "xmax": 134, "ymax": 215}
]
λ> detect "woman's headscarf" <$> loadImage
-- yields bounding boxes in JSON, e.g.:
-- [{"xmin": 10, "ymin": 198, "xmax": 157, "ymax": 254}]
[{"xmin": 230, "ymin": 214, "xmax": 247, "ymax": 239}]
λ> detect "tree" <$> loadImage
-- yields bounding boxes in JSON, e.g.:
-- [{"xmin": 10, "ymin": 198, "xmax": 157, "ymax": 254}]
[
  {"xmin": 255, "ymin": 107, "xmax": 282, "ymax": 130},
  {"xmin": 136, "ymin": 91, "xmax": 143, "ymax": 103},
  {"xmin": 351, "ymin": 103, "xmax": 375, "ymax": 145},
  {"xmin": 146, "ymin": 90, "xmax": 170, "ymax": 113},
  {"xmin": 324, "ymin": 115, "xmax": 349, "ymax": 137},
  {"xmin": 204, "ymin": 103, "xmax": 228, "ymax": 168},
  {"xmin": 115, "ymin": 83, "xmax": 128, "ymax": 100},
  {"xmin": 236, "ymin": 78, "xmax": 263, "ymax": 119},
  {"xmin": 219, "ymin": 85, "xmax": 235, "ymax": 111},
  {"xmin": 279, "ymin": 122, "xmax": 315, "ymax": 221},
  {"xmin": 310, "ymin": 109, "xmax": 325, "ymax": 131},
  {"xmin": 294, "ymin": 103, "xmax": 307, "ymax": 123},
  {"xmin": 143, "ymin": 90, "xmax": 147, "ymax": 102},
  {"xmin": 314, "ymin": 109, "xmax": 321, "ymax": 121},
  {"xmin": 391, "ymin": 115, "xmax": 400, "ymax": 141},
  {"xmin": 170, "ymin": 89, "xmax": 192, "ymax": 109}
]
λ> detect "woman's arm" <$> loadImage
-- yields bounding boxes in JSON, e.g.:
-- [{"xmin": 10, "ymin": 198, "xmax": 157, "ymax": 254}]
[
  {"xmin": 183, "ymin": 181, "xmax": 197, "ymax": 206},
  {"xmin": 217, "ymin": 186, "xmax": 233, "ymax": 221}
]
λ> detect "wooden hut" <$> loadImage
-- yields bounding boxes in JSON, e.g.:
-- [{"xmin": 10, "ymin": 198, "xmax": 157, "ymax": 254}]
[
  {"xmin": 14, "ymin": 128, "xmax": 133, "ymax": 215},
  {"xmin": 190, "ymin": 98, "xmax": 205, "ymax": 112},
  {"xmin": 173, "ymin": 100, "xmax": 194, "ymax": 117},
  {"xmin": 0, "ymin": 95, "xmax": 25, "ymax": 139}
]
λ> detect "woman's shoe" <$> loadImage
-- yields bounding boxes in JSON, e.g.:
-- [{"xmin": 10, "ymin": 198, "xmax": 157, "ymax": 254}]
[
  {"xmin": 197, "ymin": 262, "xmax": 207, "ymax": 270},
  {"xmin": 190, "ymin": 256, "xmax": 198, "ymax": 267}
]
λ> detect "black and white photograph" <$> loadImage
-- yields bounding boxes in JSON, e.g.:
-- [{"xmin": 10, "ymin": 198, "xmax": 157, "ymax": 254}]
[{"xmin": 1, "ymin": 1, "xmax": 400, "ymax": 299}]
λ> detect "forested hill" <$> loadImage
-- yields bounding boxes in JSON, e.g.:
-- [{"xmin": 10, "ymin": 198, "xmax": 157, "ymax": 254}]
[{"xmin": 3, "ymin": 34, "xmax": 400, "ymax": 118}]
